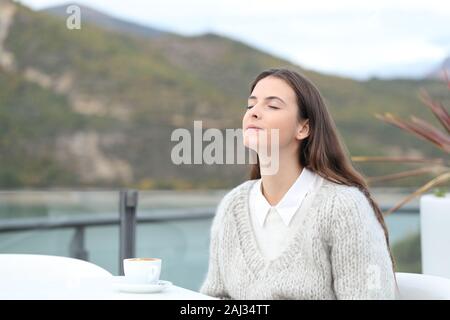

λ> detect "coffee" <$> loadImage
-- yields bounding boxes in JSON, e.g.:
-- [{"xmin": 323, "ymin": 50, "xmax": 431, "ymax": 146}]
[{"xmin": 127, "ymin": 258, "xmax": 159, "ymax": 262}]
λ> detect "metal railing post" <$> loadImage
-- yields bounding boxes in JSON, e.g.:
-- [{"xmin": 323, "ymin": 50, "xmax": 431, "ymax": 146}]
[
  {"xmin": 119, "ymin": 189, "xmax": 138, "ymax": 275},
  {"xmin": 69, "ymin": 226, "xmax": 88, "ymax": 261}
]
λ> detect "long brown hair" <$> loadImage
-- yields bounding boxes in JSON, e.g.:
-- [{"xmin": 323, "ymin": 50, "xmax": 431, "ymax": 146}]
[{"xmin": 249, "ymin": 68, "xmax": 397, "ymax": 278}]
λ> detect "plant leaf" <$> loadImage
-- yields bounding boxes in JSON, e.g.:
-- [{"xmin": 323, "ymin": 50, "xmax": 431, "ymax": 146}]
[
  {"xmin": 367, "ymin": 166, "xmax": 446, "ymax": 184},
  {"xmin": 419, "ymin": 89, "xmax": 450, "ymax": 133},
  {"xmin": 376, "ymin": 113, "xmax": 450, "ymax": 152},
  {"xmin": 352, "ymin": 156, "xmax": 445, "ymax": 165},
  {"xmin": 410, "ymin": 116, "xmax": 450, "ymax": 146},
  {"xmin": 383, "ymin": 171, "xmax": 450, "ymax": 216}
]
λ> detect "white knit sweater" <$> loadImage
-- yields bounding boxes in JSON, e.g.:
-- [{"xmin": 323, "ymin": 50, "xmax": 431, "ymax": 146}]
[
  {"xmin": 249, "ymin": 168, "xmax": 323, "ymax": 261},
  {"xmin": 199, "ymin": 178, "xmax": 399, "ymax": 300}
]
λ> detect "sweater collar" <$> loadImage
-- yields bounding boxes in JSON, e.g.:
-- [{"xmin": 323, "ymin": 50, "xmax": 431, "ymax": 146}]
[
  {"xmin": 230, "ymin": 177, "xmax": 328, "ymax": 279},
  {"xmin": 251, "ymin": 167, "xmax": 317, "ymax": 227}
]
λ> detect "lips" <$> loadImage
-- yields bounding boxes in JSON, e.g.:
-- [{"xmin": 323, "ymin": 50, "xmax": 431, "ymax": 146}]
[{"xmin": 245, "ymin": 125, "xmax": 263, "ymax": 131}]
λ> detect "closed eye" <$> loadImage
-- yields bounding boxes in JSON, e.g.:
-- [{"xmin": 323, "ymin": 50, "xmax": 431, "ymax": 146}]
[{"xmin": 246, "ymin": 105, "xmax": 279, "ymax": 109}]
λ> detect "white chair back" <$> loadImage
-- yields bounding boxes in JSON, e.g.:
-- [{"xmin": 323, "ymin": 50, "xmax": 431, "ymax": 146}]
[
  {"xmin": 0, "ymin": 254, "xmax": 113, "ymax": 299},
  {"xmin": 0, "ymin": 254, "xmax": 112, "ymax": 284},
  {"xmin": 396, "ymin": 272, "xmax": 450, "ymax": 300}
]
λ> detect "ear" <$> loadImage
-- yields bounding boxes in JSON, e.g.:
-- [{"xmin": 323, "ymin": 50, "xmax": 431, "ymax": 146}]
[{"xmin": 296, "ymin": 119, "xmax": 310, "ymax": 140}]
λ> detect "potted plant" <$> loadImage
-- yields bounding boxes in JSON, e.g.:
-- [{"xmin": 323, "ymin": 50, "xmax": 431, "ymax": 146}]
[
  {"xmin": 420, "ymin": 188, "xmax": 450, "ymax": 278},
  {"xmin": 352, "ymin": 71, "xmax": 450, "ymax": 278}
]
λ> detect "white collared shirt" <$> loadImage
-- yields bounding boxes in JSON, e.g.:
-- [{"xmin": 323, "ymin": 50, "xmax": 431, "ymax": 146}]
[{"xmin": 249, "ymin": 167, "xmax": 323, "ymax": 260}]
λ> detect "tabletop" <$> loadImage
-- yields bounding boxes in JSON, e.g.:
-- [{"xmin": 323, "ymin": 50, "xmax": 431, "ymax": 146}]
[
  {"xmin": 0, "ymin": 254, "xmax": 217, "ymax": 300},
  {"xmin": 0, "ymin": 275, "xmax": 218, "ymax": 300}
]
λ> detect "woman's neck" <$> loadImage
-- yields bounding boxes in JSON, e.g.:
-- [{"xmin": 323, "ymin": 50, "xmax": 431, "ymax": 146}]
[{"xmin": 260, "ymin": 150, "xmax": 303, "ymax": 206}]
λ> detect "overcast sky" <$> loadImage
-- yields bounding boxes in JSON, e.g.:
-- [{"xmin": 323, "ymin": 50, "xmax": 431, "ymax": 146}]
[{"xmin": 17, "ymin": 0, "xmax": 450, "ymax": 80}]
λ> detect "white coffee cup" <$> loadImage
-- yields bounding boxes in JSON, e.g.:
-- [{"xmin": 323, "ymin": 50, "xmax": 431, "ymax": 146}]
[{"xmin": 123, "ymin": 258, "xmax": 162, "ymax": 284}]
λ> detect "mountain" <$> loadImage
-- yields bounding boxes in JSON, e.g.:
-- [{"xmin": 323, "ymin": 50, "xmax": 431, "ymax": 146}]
[
  {"xmin": 0, "ymin": 0, "xmax": 447, "ymax": 189},
  {"xmin": 42, "ymin": 2, "xmax": 169, "ymax": 39}
]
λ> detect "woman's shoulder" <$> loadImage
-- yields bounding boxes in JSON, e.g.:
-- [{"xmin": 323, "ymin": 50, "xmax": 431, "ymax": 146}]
[
  {"xmin": 313, "ymin": 178, "xmax": 375, "ymax": 224},
  {"xmin": 317, "ymin": 178, "xmax": 368, "ymax": 206},
  {"xmin": 312, "ymin": 178, "xmax": 383, "ymax": 242},
  {"xmin": 225, "ymin": 179, "xmax": 256, "ymax": 200},
  {"xmin": 211, "ymin": 180, "xmax": 256, "ymax": 228},
  {"xmin": 216, "ymin": 179, "xmax": 256, "ymax": 211}
]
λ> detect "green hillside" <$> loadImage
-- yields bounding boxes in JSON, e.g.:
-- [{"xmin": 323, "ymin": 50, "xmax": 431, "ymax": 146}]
[{"xmin": 0, "ymin": 1, "xmax": 447, "ymax": 190}]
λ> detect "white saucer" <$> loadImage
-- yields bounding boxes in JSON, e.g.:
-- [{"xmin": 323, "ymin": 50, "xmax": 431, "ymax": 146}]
[{"xmin": 112, "ymin": 277, "xmax": 172, "ymax": 293}]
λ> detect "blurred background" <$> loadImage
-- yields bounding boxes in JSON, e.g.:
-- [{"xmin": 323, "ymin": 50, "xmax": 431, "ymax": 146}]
[{"xmin": 0, "ymin": 0, "xmax": 449, "ymax": 291}]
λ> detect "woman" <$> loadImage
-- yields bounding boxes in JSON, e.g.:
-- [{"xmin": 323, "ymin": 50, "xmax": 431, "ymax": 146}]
[{"xmin": 200, "ymin": 68, "xmax": 399, "ymax": 300}]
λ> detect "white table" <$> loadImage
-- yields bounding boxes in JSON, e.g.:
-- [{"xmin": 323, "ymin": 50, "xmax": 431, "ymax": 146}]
[
  {"xmin": 0, "ymin": 254, "xmax": 217, "ymax": 300},
  {"xmin": 0, "ymin": 276, "xmax": 215, "ymax": 300},
  {"xmin": 0, "ymin": 275, "xmax": 217, "ymax": 300}
]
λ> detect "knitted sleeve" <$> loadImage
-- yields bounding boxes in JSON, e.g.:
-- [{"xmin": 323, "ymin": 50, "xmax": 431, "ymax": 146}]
[
  {"xmin": 328, "ymin": 189, "xmax": 398, "ymax": 300},
  {"xmin": 199, "ymin": 193, "xmax": 232, "ymax": 299}
]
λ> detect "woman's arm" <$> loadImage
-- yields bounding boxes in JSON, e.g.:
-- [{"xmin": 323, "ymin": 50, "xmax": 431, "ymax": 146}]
[
  {"xmin": 199, "ymin": 196, "xmax": 232, "ymax": 299},
  {"xmin": 328, "ymin": 189, "xmax": 398, "ymax": 300}
]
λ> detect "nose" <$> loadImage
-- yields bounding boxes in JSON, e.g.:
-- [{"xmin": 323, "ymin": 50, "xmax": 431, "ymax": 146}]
[{"xmin": 248, "ymin": 104, "xmax": 261, "ymax": 119}]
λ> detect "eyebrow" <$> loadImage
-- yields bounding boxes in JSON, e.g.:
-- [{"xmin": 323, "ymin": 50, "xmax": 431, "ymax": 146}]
[{"xmin": 248, "ymin": 95, "xmax": 286, "ymax": 105}]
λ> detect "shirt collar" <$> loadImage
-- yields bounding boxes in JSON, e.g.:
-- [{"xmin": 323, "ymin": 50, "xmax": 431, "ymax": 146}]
[{"xmin": 251, "ymin": 168, "xmax": 317, "ymax": 227}]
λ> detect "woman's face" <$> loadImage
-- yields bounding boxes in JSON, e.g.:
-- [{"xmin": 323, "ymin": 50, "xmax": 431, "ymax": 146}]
[{"xmin": 242, "ymin": 76, "xmax": 308, "ymax": 154}]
